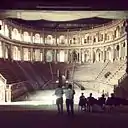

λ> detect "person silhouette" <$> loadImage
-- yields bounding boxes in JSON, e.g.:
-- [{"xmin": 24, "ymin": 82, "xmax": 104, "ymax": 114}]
[
  {"xmin": 55, "ymin": 84, "xmax": 64, "ymax": 115},
  {"xmin": 65, "ymin": 84, "xmax": 75, "ymax": 116},
  {"xmin": 79, "ymin": 93, "xmax": 86, "ymax": 111}
]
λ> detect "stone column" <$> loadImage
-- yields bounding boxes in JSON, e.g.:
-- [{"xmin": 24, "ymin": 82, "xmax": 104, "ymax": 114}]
[
  {"xmin": 67, "ymin": 30, "xmax": 69, "ymax": 46},
  {"xmin": 30, "ymin": 48, "xmax": 33, "ymax": 61},
  {"xmin": 8, "ymin": 26, "xmax": 12, "ymax": 39},
  {"xmin": 3, "ymin": 22, "xmax": 5, "ymax": 36},
  {"xmin": 6, "ymin": 86, "xmax": 11, "ymax": 102},
  {"xmin": 79, "ymin": 29, "xmax": 82, "ymax": 45},
  {"xmin": 125, "ymin": 40, "xmax": 127, "ymax": 59},
  {"xmin": 125, "ymin": 21, "xmax": 128, "ymax": 74},
  {"xmin": 19, "ymin": 29, "xmax": 23, "ymax": 41},
  {"xmin": 42, "ymin": 29, "xmax": 45, "ymax": 44},
  {"xmin": 68, "ymin": 50, "xmax": 71, "ymax": 63},
  {"xmin": 10, "ymin": 45, "xmax": 13, "ymax": 60},
  {"xmin": 20, "ymin": 46, "xmax": 23, "ymax": 61},
  {"xmin": 53, "ymin": 49, "xmax": 57, "ymax": 63},
  {"xmin": 79, "ymin": 49, "xmax": 82, "ymax": 64},
  {"xmin": 30, "ymin": 32, "xmax": 33, "ymax": 43},
  {"xmin": 66, "ymin": 49, "xmax": 69, "ymax": 64},
  {"xmin": 102, "ymin": 47, "xmax": 105, "ymax": 63},
  {"xmin": 43, "ymin": 49, "xmax": 46, "ymax": 63},
  {"xmin": 119, "ymin": 43, "xmax": 122, "ymax": 60},
  {"xmin": 90, "ymin": 48, "xmax": 94, "ymax": 63},
  {"xmin": 41, "ymin": 49, "xmax": 44, "ymax": 62},
  {"xmin": 64, "ymin": 50, "xmax": 67, "ymax": 63},
  {"xmin": 55, "ymin": 30, "xmax": 58, "ymax": 46},
  {"xmin": 111, "ymin": 46, "xmax": 114, "ymax": 62},
  {"xmin": 1, "ymin": 42, "xmax": 5, "ymax": 59}
]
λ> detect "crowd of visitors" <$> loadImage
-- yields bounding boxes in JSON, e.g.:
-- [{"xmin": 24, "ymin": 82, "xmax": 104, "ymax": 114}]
[{"xmin": 54, "ymin": 83, "xmax": 128, "ymax": 116}]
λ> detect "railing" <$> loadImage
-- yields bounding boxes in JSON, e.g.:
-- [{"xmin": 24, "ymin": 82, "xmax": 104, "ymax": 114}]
[
  {"xmin": 49, "ymin": 63, "xmax": 53, "ymax": 80},
  {"xmin": 0, "ymin": 73, "xmax": 7, "ymax": 85},
  {"xmin": 118, "ymin": 73, "xmax": 127, "ymax": 85},
  {"xmin": 73, "ymin": 80, "xmax": 98, "ymax": 92},
  {"xmin": 95, "ymin": 60, "xmax": 110, "ymax": 80},
  {"xmin": 7, "ymin": 80, "xmax": 29, "ymax": 89},
  {"xmin": 42, "ymin": 79, "xmax": 53, "ymax": 89},
  {"xmin": 107, "ymin": 61, "xmax": 126, "ymax": 84}
]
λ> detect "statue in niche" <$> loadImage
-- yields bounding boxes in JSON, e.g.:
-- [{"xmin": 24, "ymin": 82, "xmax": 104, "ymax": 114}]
[
  {"xmin": 84, "ymin": 39, "xmax": 87, "ymax": 44},
  {"xmin": 73, "ymin": 37, "xmax": 76, "ymax": 44},
  {"xmin": 70, "ymin": 40, "xmax": 72, "ymax": 44},
  {"xmin": 93, "ymin": 37, "xmax": 96, "ymax": 43}
]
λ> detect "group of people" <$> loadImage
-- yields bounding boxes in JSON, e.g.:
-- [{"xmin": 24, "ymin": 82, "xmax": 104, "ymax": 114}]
[
  {"xmin": 54, "ymin": 84, "xmax": 75, "ymax": 116},
  {"xmin": 54, "ymin": 83, "xmax": 128, "ymax": 115}
]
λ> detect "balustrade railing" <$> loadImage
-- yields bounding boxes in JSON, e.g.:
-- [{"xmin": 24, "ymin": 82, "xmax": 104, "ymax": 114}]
[
  {"xmin": 0, "ymin": 73, "xmax": 7, "ymax": 85},
  {"xmin": 118, "ymin": 73, "xmax": 127, "ymax": 85},
  {"xmin": 7, "ymin": 80, "xmax": 29, "ymax": 89}
]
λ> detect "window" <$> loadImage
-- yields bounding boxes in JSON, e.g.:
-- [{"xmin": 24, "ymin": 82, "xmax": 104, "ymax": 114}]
[
  {"xmin": 84, "ymin": 39, "xmax": 87, "ymax": 44},
  {"xmin": 116, "ymin": 45, "xmax": 119, "ymax": 51}
]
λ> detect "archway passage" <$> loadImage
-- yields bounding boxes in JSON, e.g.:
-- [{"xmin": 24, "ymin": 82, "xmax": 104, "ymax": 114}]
[
  {"xmin": 59, "ymin": 50, "xmax": 65, "ymax": 62},
  {"xmin": 72, "ymin": 50, "xmax": 78, "ymax": 62},
  {"xmin": 106, "ymin": 47, "xmax": 112, "ymax": 61},
  {"xmin": 121, "ymin": 42, "xmax": 126, "ymax": 59},
  {"xmin": 96, "ymin": 49, "xmax": 102, "ymax": 62},
  {"xmin": 115, "ymin": 45, "xmax": 120, "ymax": 60},
  {"xmin": 46, "ymin": 50, "xmax": 53, "ymax": 62},
  {"xmin": 84, "ymin": 51, "xmax": 89, "ymax": 62}
]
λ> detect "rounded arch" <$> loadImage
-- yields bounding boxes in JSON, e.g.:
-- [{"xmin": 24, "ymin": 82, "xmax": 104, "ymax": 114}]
[
  {"xmin": 72, "ymin": 50, "xmax": 78, "ymax": 62},
  {"xmin": 59, "ymin": 35, "xmax": 65, "ymax": 44},
  {"xmin": 0, "ymin": 21, "xmax": 4, "ymax": 35},
  {"xmin": 96, "ymin": 49, "xmax": 102, "ymax": 62},
  {"xmin": 4, "ymin": 25, "xmax": 9, "ymax": 37},
  {"xmin": 72, "ymin": 36, "xmax": 78, "ymax": 44},
  {"xmin": 98, "ymin": 33, "xmax": 103, "ymax": 42},
  {"xmin": 107, "ymin": 31, "xmax": 113, "ymax": 40},
  {"xmin": 59, "ymin": 50, "xmax": 65, "ymax": 62},
  {"xmin": 114, "ymin": 45, "xmax": 120, "ymax": 60},
  {"xmin": 106, "ymin": 47, "xmax": 112, "ymax": 61},
  {"xmin": 34, "ymin": 33, "xmax": 40, "ymax": 43},
  {"xmin": 23, "ymin": 48, "xmax": 29, "ymax": 61},
  {"xmin": 115, "ymin": 26, "xmax": 120, "ymax": 38},
  {"xmin": 46, "ymin": 35, "xmax": 53, "ymax": 45},
  {"xmin": 13, "ymin": 28, "xmax": 19, "ymax": 34},
  {"xmin": 121, "ymin": 42, "xmax": 126, "ymax": 59},
  {"xmin": 23, "ymin": 32, "xmax": 30, "ymax": 42},
  {"xmin": 12, "ymin": 28, "xmax": 19, "ymax": 40},
  {"xmin": 13, "ymin": 46, "xmax": 20, "ymax": 60},
  {"xmin": 46, "ymin": 50, "xmax": 53, "ymax": 62},
  {"xmin": 84, "ymin": 50, "xmax": 90, "ymax": 62}
]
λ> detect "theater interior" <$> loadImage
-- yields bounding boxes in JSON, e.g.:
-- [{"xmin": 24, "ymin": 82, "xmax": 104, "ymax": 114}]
[{"xmin": 0, "ymin": 10, "xmax": 128, "ymax": 127}]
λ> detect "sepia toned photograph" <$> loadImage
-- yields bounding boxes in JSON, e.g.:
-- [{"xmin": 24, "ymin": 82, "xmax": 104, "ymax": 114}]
[{"xmin": 0, "ymin": 10, "xmax": 128, "ymax": 127}]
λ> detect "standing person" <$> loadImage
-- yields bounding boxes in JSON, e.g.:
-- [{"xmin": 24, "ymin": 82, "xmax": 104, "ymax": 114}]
[
  {"xmin": 87, "ymin": 93, "xmax": 95, "ymax": 112},
  {"xmin": 79, "ymin": 93, "xmax": 87, "ymax": 111},
  {"xmin": 98, "ymin": 94, "xmax": 106, "ymax": 110},
  {"xmin": 65, "ymin": 84, "xmax": 75, "ymax": 116},
  {"xmin": 55, "ymin": 84, "xmax": 64, "ymax": 115}
]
